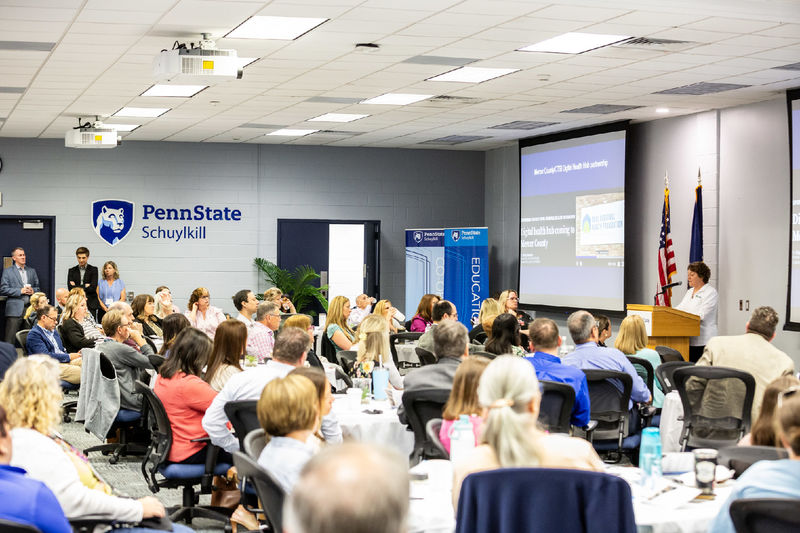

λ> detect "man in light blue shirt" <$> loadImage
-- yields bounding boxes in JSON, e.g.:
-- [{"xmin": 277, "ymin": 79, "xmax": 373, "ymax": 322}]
[{"xmin": 562, "ymin": 310, "xmax": 651, "ymax": 408}]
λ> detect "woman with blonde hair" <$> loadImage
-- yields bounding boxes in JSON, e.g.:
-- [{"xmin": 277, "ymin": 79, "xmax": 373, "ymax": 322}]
[
  {"xmin": 204, "ymin": 319, "xmax": 245, "ymax": 391},
  {"xmin": 23, "ymin": 292, "xmax": 47, "ymax": 326},
  {"xmin": 60, "ymin": 293, "xmax": 102, "ymax": 353},
  {"xmin": 264, "ymin": 287, "xmax": 296, "ymax": 314},
  {"xmin": 351, "ymin": 314, "xmax": 403, "ymax": 389},
  {"xmin": 498, "ymin": 290, "xmax": 533, "ymax": 327},
  {"xmin": 1, "ymin": 356, "xmax": 186, "ymax": 532},
  {"xmin": 283, "ymin": 314, "xmax": 325, "ymax": 368},
  {"xmin": 440, "ymin": 356, "xmax": 490, "ymax": 453},
  {"xmin": 470, "ymin": 298, "xmax": 503, "ymax": 342},
  {"xmin": 256, "ymin": 374, "xmax": 320, "ymax": 493},
  {"xmin": 97, "ymin": 261, "xmax": 126, "ymax": 318},
  {"xmin": 324, "ymin": 295, "xmax": 355, "ymax": 352},
  {"xmin": 739, "ymin": 375, "xmax": 800, "ymax": 447},
  {"xmin": 452, "ymin": 356, "xmax": 603, "ymax": 507},
  {"xmin": 289, "ymin": 366, "xmax": 342, "ymax": 445},
  {"xmin": 373, "ymin": 299, "xmax": 401, "ymax": 333},
  {"xmin": 614, "ymin": 314, "xmax": 664, "ymax": 408},
  {"xmin": 185, "ymin": 286, "xmax": 226, "ymax": 339},
  {"xmin": 410, "ymin": 293, "xmax": 441, "ymax": 332}
]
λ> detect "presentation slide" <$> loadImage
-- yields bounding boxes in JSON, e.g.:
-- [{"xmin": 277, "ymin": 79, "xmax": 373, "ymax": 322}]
[
  {"xmin": 787, "ymin": 96, "xmax": 800, "ymax": 326},
  {"xmin": 519, "ymin": 128, "xmax": 626, "ymax": 311}
]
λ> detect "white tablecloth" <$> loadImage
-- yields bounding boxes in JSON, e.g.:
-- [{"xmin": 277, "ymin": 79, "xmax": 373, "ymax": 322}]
[
  {"xmin": 660, "ymin": 391, "xmax": 684, "ymax": 453},
  {"xmin": 331, "ymin": 397, "xmax": 414, "ymax": 457},
  {"xmin": 396, "ymin": 342, "xmax": 420, "ymax": 364}
]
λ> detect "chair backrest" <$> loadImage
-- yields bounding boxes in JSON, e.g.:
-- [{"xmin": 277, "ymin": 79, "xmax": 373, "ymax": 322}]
[
  {"xmin": 415, "ymin": 347, "xmax": 437, "ymax": 366},
  {"xmin": 223, "ymin": 400, "xmax": 260, "ymax": 451},
  {"xmin": 471, "ymin": 350, "xmax": 495, "ymax": 360},
  {"xmin": 336, "ymin": 350, "xmax": 357, "ymax": 372},
  {"xmin": 539, "ymin": 380, "xmax": 576, "ymax": 435},
  {"xmin": 243, "ymin": 428, "xmax": 268, "ymax": 459},
  {"xmin": 233, "ymin": 451, "xmax": 285, "ymax": 532},
  {"xmin": 389, "ymin": 332, "xmax": 423, "ymax": 368},
  {"xmin": 655, "ymin": 361, "xmax": 693, "ymax": 393},
  {"xmin": 134, "ymin": 380, "xmax": 172, "ymax": 493},
  {"xmin": 455, "ymin": 468, "xmax": 636, "ymax": 533},
  {"xmin": 729, "ymin": 498, "xmax": 800, "ymax": 533},
  {"xmin": 627, "ymin": 356, "xmax": 655, "ymax": 399},
  {"xmin": 15, "ymin": 329, "xmax": 31, "ymax": 353},
  {"xmin": 673, "ymin": 365, "xmax": 756, "ymax": 449},
  {"xmin": 655, "ymin": 345, "xmax": 684, "ymax": 363},
  {"xmin": 425, "ymin": 417, "xmax": 449, "ymax": 459},
  {"xmin": 0, "ymin": 519, "xmax": 43, "ymax": 533},
  {"xmin": 473, "ymin": 331, "xmax": 488, "ymax": 344},
  {"xmin": 717, "ymin": 445, "xmax": 789, "ymax": 478},
  {"xmin": 401, "ymin": 388, "xmax": 450, "ymax": 462},
  {"xmin": 320, "ymin": 331, "xmax": 337, "ymax": 362},
  {"xmin": 582, "ymin": 369, "xmax": 633, "ymax": 440}
]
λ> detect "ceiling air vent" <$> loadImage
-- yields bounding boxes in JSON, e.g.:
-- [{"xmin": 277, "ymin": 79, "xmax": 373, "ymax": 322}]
[
  {"xmin": 421, "ymin": 95, "xmax": 485, "ymax": 107},
  {"xmin": 773, "ymin": 61, "xmax": 800, "ymax": 71},
  {"xmin": 614, "ymin": 37, "xmax": 696, "ymax": 52},
  {"xmin": 419, "ymin": 135, "xmax": 490, "ymax": 145},
  {"xmin": 562, "ymin": 104, "xmax": 642, "ymax": 114},
  {"xmin": 655, "ymin": 82, "xmax": 750, "ymax": 95},
  {"xmin": 490, "ymin": 121, "xmax": 557, "ymax": 130}
]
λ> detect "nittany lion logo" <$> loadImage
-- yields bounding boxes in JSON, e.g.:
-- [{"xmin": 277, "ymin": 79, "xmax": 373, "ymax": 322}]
[
  {"xmin": 413, "ymin": 231, "xmax": 423, "ymax": 243},
  {"xmin": 451, "ymin": 230, "xmax": 460, "ymax": 242},
  {"xmin": 92, "ymin": 200, "xmax": 134, "ymax": 246},
  {"xmin": 582, "ymin": 214, "xmax": 592, "ymax": 234}
]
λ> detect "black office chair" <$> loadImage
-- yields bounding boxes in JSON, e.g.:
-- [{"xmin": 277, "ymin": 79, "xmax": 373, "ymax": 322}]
[
  {"xmin": 539, "ymin": 380, "xmax": 576, "ymax": 435},
  {"xmin": 473, "ymin": 331, "xmax": 488, "ymax": 344},
  {"xmin": 320, "ymin": 331, "xmax": 337, "ymax": 363},
  {"xmin": 730, "ymin": 498, "xmax": 800, "ymax": 533},
  {"xmin": 627, "ymin": 356, "xmax": 658, "ymax": 426},
  {"xmin": 336, "ymin": 349, "xmax": 357, "ymax": 373},
  {"xmin": 583, "ymin": 369, "xmax": 638, "ymax": 463},
  {"xmin": 390, "ymin": 332, "xmax": 422, "ymax": 371},
  {"xmin": 0, "ymin": 519, "xmax": 42, "ymax": 532},
  {"xmin": 15, "ymin": 329, "xmax": 31, "ymax": 351},
  {"xmin": 655, "ymin": 361, "xmax": 694, "ymax": 393},
  {"xmin": 233, "ymin": 451, "xmax": 286, "ymax": 533},
  {"xmin": 401, "ymin": 388, "xmax": 450, "ymax": 464},
  {"xmin": 673, "ymin": 365, "xmax": 755, "ymax": 450},
  {"xmin": 425, "ymin": 418, "xmax": 449, "ymax": 459},
  {"xmin": 223, "ymin": 400, "xmax": 260, "ymax": 451},
  {"xmin": 415, "ymin": 347, "xmax": 437, "ymax": 366},
  {"xmin": 136, "ymin": 381, "xmax": 232, "ymax": 526},
  {"xmin": 471, "ymin": 350, "xmax": 496, "ymax": 359},
  {"xmin": 243, "ymin": 428, "xmax": 267, "ymax": 459},
  {"xmin": 655, "ymin": 345, "xmax": 685, "ymax": 363},
  {"xmin": 718, "ymin": 445, "xmax": 789, "ymax": 478}
]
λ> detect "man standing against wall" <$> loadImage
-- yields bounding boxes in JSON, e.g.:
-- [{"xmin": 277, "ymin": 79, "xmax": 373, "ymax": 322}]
[
  {"xmin": 67, "ymin": 247, "xmax": 100, "ymax": 321},
  {"xmin": 0, "ymin": 247, "xmax": 40, "ymax": 345}
]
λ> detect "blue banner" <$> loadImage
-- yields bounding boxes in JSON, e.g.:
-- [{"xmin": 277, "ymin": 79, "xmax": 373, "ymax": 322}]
[{"xmin": 405, "ymin": 229, "xmax": 445, "ymax": 315}]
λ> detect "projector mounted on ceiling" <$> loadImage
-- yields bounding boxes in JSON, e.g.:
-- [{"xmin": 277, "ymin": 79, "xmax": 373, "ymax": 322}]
[
  {"xmin": 65, "ymin": 118, "xmax": 121, "ymax": 149},
  {"xmin": 154, "ymin": 34, "xmax": 242, "ymax": 83}
]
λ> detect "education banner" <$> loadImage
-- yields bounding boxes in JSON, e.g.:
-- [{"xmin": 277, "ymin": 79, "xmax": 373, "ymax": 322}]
[{"xmin": 405, "ymin": 229, "xmax": 445, "ymax": 318}]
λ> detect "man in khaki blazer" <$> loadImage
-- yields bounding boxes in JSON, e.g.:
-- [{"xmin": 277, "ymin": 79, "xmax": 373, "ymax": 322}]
[{"xmin": 692, "ymin": 306, "xmax": 795, "ymax": 425}]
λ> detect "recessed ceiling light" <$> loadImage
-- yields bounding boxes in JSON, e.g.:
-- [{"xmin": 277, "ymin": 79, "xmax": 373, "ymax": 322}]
[
  {"xmin": 308, "ymin": 113, "xmax": 369, "ymax": 123},
  {"xmin": 656, "ymin": 108, "xmax": 670, "ymax": 114},
  {"xmin": 113, "ymin": 107, "xmax": 169, "ymax": 118},
  {"xmin": 518, "ymin": 32, "xmax": 631, "ymax": 54},
  {"xmin": 106, "ymin": 124, "xmax": 140, "ymax": 132},
  {"xmin": 360, "ymin": 93, "xmax": 434, "ymax": 105},
  {"xmin": 267, "ymin": 129, "xmax": 319, "ymax": 137},
  {"xmin": 226, "ymin": 16, "xmax": 328, "ymax": 40},
  {"xmin": 141, "ymin": 84, "xmax": 207, "ymax": 97},
  {"xmin": 426, "ymin": 66, "xmax": 519, "ymax": 83}
]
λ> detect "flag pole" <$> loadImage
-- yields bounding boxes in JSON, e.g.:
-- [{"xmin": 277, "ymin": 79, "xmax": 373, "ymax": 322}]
[{"xmin": 697, "ymin": 167, "xmax": 702, "ymax": 185}]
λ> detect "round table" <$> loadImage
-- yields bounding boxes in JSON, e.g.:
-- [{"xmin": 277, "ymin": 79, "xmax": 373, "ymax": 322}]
[{"xmin": 331, "ymin": 396, "xmax": 414, "ymax": 457}]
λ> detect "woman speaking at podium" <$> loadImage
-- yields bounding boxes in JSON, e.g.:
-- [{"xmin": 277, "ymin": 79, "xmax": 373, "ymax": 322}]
[{"xmin": 674, "ymin": 261, "xmax": 718, "ymax": 363}]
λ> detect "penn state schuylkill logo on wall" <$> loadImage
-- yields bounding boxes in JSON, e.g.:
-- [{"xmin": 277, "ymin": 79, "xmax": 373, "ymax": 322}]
[{"xmin": 92, "ymin": 199, "xmax": 134, "ymax": 246}]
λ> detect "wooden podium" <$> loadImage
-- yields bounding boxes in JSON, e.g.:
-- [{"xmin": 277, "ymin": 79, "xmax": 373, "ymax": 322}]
[{"xmin": 626, "ymin": 304, "xmax": 700, "ymax": 361}]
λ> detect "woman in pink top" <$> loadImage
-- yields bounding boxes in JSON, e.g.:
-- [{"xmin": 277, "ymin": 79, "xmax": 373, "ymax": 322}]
[
  {"xmin": 153, "ymin": 327, "xmax": 227, "ymax": 464},
  {"xmin": 439, "ymin": 356, "xmax": 490, "ymax": 453},
  {"xmin": 184, "ymin": 287, "xmax": 226, "ymax": 339},
  {"xmin": 409, "ymin": 293, "xmax": 440, "ymax": 332}
]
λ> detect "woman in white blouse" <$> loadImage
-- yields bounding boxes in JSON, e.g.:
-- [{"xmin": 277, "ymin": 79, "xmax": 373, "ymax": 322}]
[
  {"xmin": 674, "ymin": 261, "xmax": 718, "ymax": 362},
  {"xmin": 185, "ymin": 286, "xmax": 227, "ymax": 339}
]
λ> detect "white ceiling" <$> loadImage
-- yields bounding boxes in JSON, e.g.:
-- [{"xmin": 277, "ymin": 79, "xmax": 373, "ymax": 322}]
[{"xmin": 1, "ymin": 0, "xmax": 799, "ymax": 150}]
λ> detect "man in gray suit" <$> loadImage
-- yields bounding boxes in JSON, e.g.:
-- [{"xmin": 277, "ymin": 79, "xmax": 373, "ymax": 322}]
[{"xmin": 0, "ymin": 247, "xmax": 40, "ymax": 345}]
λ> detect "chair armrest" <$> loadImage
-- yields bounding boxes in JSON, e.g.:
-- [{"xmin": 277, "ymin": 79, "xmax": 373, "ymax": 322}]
[
  {"xmin": 190, "ymin": 436, "xmax": 211, "ymax": 443},
  {"xmin": 70, "ymin": 519, "xmax": 110, "ymax": 533},
  {"xmin": 583, "ymin": 420, "xmax": 598, "ymax": 443},
  {"xmin": 201, "ymin": 443, "xmax": 222, "ymax": 493}
]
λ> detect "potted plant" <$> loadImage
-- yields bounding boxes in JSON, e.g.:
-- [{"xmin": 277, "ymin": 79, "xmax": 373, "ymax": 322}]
[{"xmin": 254, "ymin": 258, "xmax": 328, "ymax": 315}]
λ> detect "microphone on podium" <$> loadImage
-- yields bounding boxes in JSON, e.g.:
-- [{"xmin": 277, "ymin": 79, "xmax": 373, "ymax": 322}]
[{"xmin": 661, "ymin": 281, "xmax": 683, "ymax": 290}]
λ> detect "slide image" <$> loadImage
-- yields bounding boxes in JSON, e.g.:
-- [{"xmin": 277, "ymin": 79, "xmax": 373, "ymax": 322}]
[{"xmin": 575, "ymin": 192, "xmax": 624, "ymax": 259}]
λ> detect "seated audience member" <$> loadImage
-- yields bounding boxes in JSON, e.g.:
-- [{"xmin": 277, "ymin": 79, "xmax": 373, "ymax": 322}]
[
  {"xmin": 158, "ymin": 313, "xmax": 190, "ymax": 357},
  {"xmin": 562, "ymin": 310, "xmax": 651, "ymax": 408},
  {"xmin": 154, "ymin": 285, "xmax": 180, "ymax": 318},
  {"xmin": 481, "ymin": 314, "xmax": 498, "ymax": 345},
  {"xmin": 232, "ymin": 289, "xmax": 258, "ymax": 329},
  {"xmin": 283, "ymin": 314, "xmax": 324, "ymax": 368},
  {"xmin": 204, "ymin": 319, "xmax": 245, "ymax": 392},
  {"xmin": 256, "ymin": 374, "xmax": 319, "ymax": 494},
  {"xmin": 498, "ymin": 289, "xmax": 533, "ymax": 328},
  {"xmin": 325, "ymin": 296, "xmax": 356, "ymax": 352},
  {"xmin": 347, "ymin": 293, "xmax": 374, "ymax": 328},
  {"xmin": 484, "ymin": 313, "xmax": 526, "ymax": 357},
  {"xmin": 154, "ymin": 328, "xmax": 231, "ymax": 465},
  {"xmin": 55, "ymin": 287, "xmax": 69, "ymax": 317},
  {"xmin": 469, "ymin": 298, "xmax": 502, "ymax": 342},
  {"xmin": 525, "ymin": 318, "xmax": 591, "ymax": 429},
  {"xmin": 23, "ymin": 292, "xmax": 47, "ymax": 328},
  {"xmin": 615, "ymin": 315, "xmax": 664, "ymax": 408},
  {"xmin": 740, "ymin": 375, "xmax": 800, "ymax": 446},
  {"xmin": 283, "ymin": 442, "xmax": 409, "ymax": 533},
  {"xmin": 132, "ymin": 294, "xmax": 163, "ymax": 339},
  {"xmin": 109, "ymin": 301, "xmax": 145, "ymax": 350},
  {"xmin": 265, "ymin": 287, "xmax": 297, "ymax": 314},
  {"xmin": 25, "ymin": 304, "xmax": 81, "ymax": 384},
  {"xmin": 709, "ymin": 391, "xmax": 800, "ymax": 533},
  {"xmin": 595, "ymin": 314, "xmax": 611, "ymax": 347},
  {"xmin": 0, "ymin": 341, "xmax": 15, "ymax": 382},
  {"xmin": 290, "ymin": 367, "xmax": 342, "ymax": 445},
  {"xmin": 410, "ymin": 293, "xmax": 440, "ymax": 332},
  {"xmin": 439, "ymin": 356, "xmax": 490, "ymax": 454},
  {"xmin": 185, "ymin": 286, "xmax": 226, "ymax": 339},
  {"xmin": 248, "ymin": 301, "xmax": 280, "ymax": 362},
  {"xmin": 452, "ymin": 356, "xmax": 604, "ymax": 507},
  {"xmin": 203, "ymin": 328, "xmax": 311, "ymax": 453},
  {"xmin": 351, "ymin": 314, "xmax": 403, "ymax": 389},
  {"xmin": 1, "ymin": 356, "xmax": 181, "ymax": 532},
  {"xmin": 0, "ymin": 403, "xmax": 72, "ymax": 533},
  {"xmin": 373, "ymin": 299, "xmax": 404, "ymax": 333},
  {"xmin": 418, "ymin": 300, "xmax": 458, "ymax": 354},
  {"xmin": 695, "ymin": 306, "xmax": 794, "ymax": 423},
  {"xmin": 100, "ymin": 309, "xmax": 154, "ymax": 411},
  {"xmin": 60, "ymin": 293, "xmax": 101, "ymax": 353}
]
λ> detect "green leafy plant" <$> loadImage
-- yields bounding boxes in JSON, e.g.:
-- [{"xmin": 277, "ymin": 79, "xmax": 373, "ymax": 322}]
[{"xmin": 254, "ymin": 258, "xmax": 328, "ymax": 315}]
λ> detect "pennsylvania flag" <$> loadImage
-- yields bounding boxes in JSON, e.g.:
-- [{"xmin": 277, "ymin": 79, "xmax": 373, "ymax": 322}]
[{"xmin": 690, "ymin": 170, "xmax": 703, "ymax": 263}]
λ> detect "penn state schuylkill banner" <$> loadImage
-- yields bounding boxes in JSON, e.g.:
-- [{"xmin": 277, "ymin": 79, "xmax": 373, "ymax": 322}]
[{"xmin": 405, "ymin": 227, "xmax": 488, "ymax": 330}]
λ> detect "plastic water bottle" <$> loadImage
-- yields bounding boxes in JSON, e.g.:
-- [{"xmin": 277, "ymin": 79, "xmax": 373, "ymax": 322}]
[
  {"xmin": 372, "ymin": 359, "xmax": 389, "ymax": 401},
  {"xmin": 449, "ymin": 415, "xmax": 475, "ymax": 462},
  {"xmin": 639, "ymin": 427, "xmax": 663, "ymax": 493}
]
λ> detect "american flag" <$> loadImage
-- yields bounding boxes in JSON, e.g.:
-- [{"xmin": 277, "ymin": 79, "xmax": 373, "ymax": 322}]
[{"xmin": 657, "ymin": 187, "xmax": 676, "ymax": 306}]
